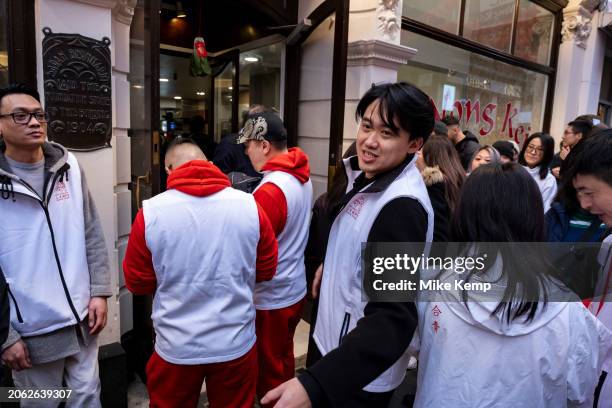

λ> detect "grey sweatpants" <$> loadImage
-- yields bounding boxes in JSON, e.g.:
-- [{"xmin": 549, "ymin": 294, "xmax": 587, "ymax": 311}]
[{"xmin": 12, "ymin": 337, "xmax": 101, "ymax": 408}]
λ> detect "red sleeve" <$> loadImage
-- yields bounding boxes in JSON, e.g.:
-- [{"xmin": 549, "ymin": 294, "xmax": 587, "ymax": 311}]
[
  {"xmin": 122, "ymin": 210, "xmax": 157, "ymax": 295},
  {"xmin": 255, "ymin": 202, "xmax": 278, "ymax": 282},
  {"xmin": 253, "ymin": 182, "xmax": 287, "ymax": 237}
]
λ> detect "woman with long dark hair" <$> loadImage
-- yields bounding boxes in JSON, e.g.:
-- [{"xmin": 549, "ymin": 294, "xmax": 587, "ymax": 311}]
[
  {"xmin": 419, "ymin": 134, "xmax": 465, "ymax": 213},
  {"xmin": 416, "ymin": 135, "xmax": 466, "ymax": 241},
  {"xmin": 411, "ymin": 163, "xmax": 612, "ymax": 407},
  {"xmin": 519, "ymin": 132, "xmax": 557, "ymax": 212}
]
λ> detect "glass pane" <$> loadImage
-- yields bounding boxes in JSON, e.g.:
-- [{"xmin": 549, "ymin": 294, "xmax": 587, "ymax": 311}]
[
  {"xmin": 0, "ymin": 0, "xmax": 8, "ymax": 86},
  {"xmin": 514, "ymin": 0, "xmax": 554, "ymax": 65},
  {"xmin": 214, "ymin": 62, "xmax": 234, "ymax": 140},
  {"xmin": 129, "ymin": 0, "xmax": 153, "ymax": 204},
  {"xmin": 402, "ymin": 0, "xmax": 461, "ymax": 34},
  {"xmin": 400, "ymin": 30, "xmax": 548, "ymax": 146},
  {"xmin": 239, "ymin": 42, "xmax": 282, "ymax": 114},
  {"xmin": 464, "ymin": 0, "xmax": 515, "ymax": 52}
]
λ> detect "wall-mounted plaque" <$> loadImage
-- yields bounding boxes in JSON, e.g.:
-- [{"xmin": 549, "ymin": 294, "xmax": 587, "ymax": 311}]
[{"xmin": 42, "ymin": 28, "xmax": 112, "ymax": 151}]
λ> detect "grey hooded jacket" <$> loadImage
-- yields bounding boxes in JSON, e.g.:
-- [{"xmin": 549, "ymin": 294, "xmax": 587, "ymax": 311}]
[{"xmin": 0, "ymin": 141, "xmax": 111, "ymax": 364}]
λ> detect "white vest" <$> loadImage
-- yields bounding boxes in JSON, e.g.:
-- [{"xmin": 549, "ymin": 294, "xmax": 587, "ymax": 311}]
[
  {"xmin": 0, "ymin": 153, "xmax": 90, "ymax": 337},
  {"xmin": 313, "ymin": 156, "xmax": 434, "ymax": 392},
  {"xmin": 143, "ymin": 187, "xmax": 261, "ymax": 364},
  {"xmin": 253, "ymin": 171, "xmax": 313, "ymax": 309}
]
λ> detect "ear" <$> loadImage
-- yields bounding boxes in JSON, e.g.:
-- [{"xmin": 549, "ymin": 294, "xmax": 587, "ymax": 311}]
[
  {"xmin": 407, "ymin": 137, "xmax": 424, "ymax": 154},
  {"xmin": 262, "ymin": 140, "xmax": 272, "ymax": 154},
  {"xmin": 165, "ymin": 165, "xmax": 172, "ymax": 175}
]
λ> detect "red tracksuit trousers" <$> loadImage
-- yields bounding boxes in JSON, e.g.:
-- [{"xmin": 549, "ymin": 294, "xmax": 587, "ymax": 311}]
[
  {"xmin": 255, "ymin": 298, "xmax": 305, "ymax": 404},
  {"xmin": 146, "ymin": 345, "xmax": 257, "ymax": 408}
]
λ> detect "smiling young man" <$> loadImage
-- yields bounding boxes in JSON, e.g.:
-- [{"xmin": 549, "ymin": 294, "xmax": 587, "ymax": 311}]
[
  {"xmin": 262, "ymin": 82, "xmax": 435, "ymax": 407},
  {"xmin": 567, "ymin": 130, "xmax": 612, "ymax": 406},
  {"xmin": 0, "ymin": 84, "xmax": 111, "ymax": 406}
]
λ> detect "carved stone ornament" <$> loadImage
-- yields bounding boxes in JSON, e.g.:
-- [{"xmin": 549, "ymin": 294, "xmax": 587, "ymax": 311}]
[
  {"xmin": 376, "ymin": 0, "xmax": 401, "ymax": 40},
  {"xmin": 561, "ymin": 7, "xmax": 593, "ymax": 48},
  {"xmin": 113, "ymin": 0, "xmax": 137, "ymax": 25},
  {"xmin": 347, "ymin": 40, "xmax": 417, "ymax": 70}
]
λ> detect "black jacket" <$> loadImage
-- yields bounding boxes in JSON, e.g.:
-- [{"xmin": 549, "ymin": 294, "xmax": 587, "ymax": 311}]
[
  {"xmin": 455, "ymin": 131, "xmax": 480, "ymax": 171},
  {"xmin": 298, "ymin": 156, "xmax": 427, "ymax": 407},
  {"xmin": 421, "ymin": 166, "xmax": 450, "ymax": 242},
  {"xmin": 212, "ymin": 134, "xmax": 259, "ymax": 177}
]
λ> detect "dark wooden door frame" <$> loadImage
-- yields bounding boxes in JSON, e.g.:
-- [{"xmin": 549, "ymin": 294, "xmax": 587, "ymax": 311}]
[
  {"xmin": 283, "ymin": 0, "xmax": 349, "ymax": 187},
  {"xmin": 6, "ymin": 0, "xmax": 37, "ymax": 88},
  {"xmin": 145, "ymin": 0, "xmax": 161, "ymax": 195}
]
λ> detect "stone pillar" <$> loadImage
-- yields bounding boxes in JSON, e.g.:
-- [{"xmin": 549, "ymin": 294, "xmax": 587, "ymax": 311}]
[
  {"xmin": 35, "ymin": 0, "xmax": 134, "ymax": 405},
  {"xmin": 343, "ymin": 0, "xmax": 418, "ymax": 149},
  {"xmin": 550, "ymin": 0, "xmax": 605, "ymax": 143}
]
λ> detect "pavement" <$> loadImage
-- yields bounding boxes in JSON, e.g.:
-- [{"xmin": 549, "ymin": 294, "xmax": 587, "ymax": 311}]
[
  {"xmin": 127, "ymin": 320, "xmax": 311, "ymax": 407},
  {"xmin": 126, "ymin": 319, "xmax": 416, "ymax": 407}
]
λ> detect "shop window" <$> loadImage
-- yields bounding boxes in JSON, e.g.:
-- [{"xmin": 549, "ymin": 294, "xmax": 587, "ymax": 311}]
[
  {"xmin": 0, "ymin": 0, "xmax": 8, "ymax": 86},
  {"xmin": 239, "ymin": 41, "xmax": 283, "ymax": 116},
  {"xmin": 399, "ymin": 30, "xmax": 548, "ymax": 145},
  {"xmin": 514, "ymin": 1, "xmax": 554, "ymax": 65},
  {"xmin": 463, "ymin": 0, "xmax": 515, "ymax": 52},
  {"xmin": 402, "ymin": 0, "xmax": 461, "ymax": 35}
]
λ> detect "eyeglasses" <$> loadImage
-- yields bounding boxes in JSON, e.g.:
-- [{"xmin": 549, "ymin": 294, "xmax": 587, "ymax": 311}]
[
  {"xmin": 526, "ymin": 144, "xmax": 543, "ymax": 154},
  {"xmin": 0, "ymin": 111, "xmax": 50, "ymax": 124}
]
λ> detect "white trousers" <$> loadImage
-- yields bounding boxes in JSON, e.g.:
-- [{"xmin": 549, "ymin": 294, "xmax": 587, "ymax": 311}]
[{"xmin": 12, "ymin": 337, "xmax": 101, "ymax": 408}]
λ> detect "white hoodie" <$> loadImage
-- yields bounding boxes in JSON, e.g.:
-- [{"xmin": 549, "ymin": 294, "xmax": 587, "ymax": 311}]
[
  {"xmin": 411, "ymin": 259, "xmax": 612, "ymax": 407},
  {"xmin": 523, "ymin": 165, "xmax": 557, "ymax": 213}
]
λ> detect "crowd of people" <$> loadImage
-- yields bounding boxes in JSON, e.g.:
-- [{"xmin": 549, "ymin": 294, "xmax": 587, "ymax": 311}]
[{"xmin": 0, "ymin": 80, "xmax": 611, "ymax": 408}]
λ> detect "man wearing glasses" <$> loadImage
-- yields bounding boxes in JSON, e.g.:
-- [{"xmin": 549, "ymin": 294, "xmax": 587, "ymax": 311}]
[{"xmin": 0, "ymin": 84, "xmax": 110, "ymax": 407}]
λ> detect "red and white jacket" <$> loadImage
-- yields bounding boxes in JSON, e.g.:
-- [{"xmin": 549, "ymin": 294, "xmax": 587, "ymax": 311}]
[
  {"xmin": 253, "ymin": 147, "xmax": 313, "ymax": 310},
  {"xmin": 123, "ymin": 160, "xmax": 278, "ymax": 364}
]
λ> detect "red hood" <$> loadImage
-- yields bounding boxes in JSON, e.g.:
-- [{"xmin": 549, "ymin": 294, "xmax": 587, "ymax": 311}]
[
  {"xmin": 167, "ymin": 160, "xmax": 231, "ymax": 196},
  {"xmin": 261, "ymin": 147, "xmax": 310, "ymax": 184}
]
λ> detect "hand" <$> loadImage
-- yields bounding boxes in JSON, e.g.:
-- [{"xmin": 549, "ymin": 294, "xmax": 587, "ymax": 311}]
[
  {"xmin": 88, "ymin": 297, "xmax": 108, "ymax": 335},
  {"xmin": 1, "ymin": 340, "xmax": 32, "ymax": 371},
  {"xmin": 551, "ymin": 167, "xmax": 560, "ymax": 179},
  {"xmin": 560, "ymin": 145, "xmax": 571, "ymax": 160},
  {"xmin": 261, "ymin": 378, "xmax": 312, "ymax": 408},
  {"xmin": 311, "ymin": 264, "xmax": 323, "ymax": 299}
]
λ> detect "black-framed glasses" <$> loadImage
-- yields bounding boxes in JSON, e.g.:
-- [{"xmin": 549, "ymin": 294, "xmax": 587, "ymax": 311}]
[
  {"xmin": 526, "ymin": 144, "xmax": 544, "ymax": 154},
  {"xmin": 0, "ymin": 111, "xmax": 50, "ymax": 124}
]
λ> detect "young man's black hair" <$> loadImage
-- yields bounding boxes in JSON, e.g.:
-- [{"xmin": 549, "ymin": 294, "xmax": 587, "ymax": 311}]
[
  {"xmin": 568, "ymin": 120, "xmax": 593, "ymax": 141},
  {"xmin": 565, "ymin": 129, "xmax": 612, "ymax": 186},
  {"xmin": 356, "ymin": 81, "xmax": 434, "ymax": 143},
  {"xmin": 0, "ymin": 84, "xmax": 41, "ymax": 107},
  {"xmin": 441, "ymin": 115, "xmax": 460, "ymax": 127}
]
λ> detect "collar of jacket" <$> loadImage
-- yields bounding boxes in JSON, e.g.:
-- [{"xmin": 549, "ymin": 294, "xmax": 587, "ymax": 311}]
[
  {"xmin": 0, "ymin": 140, "xmax": 69, "ymax": 180},
  {"xmin": 347, "ymin": 153, "xmax": 415, "ymax": 194},
  {"xmin": 166, "ymin": 159, "xmax": 231, "ymax": 197},
  {"xmin": 421, "ymin": 166, "xmax": 444, "ymax": 186}
]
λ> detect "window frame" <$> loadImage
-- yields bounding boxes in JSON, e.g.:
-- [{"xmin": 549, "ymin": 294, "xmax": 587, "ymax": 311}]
[
  {"xmin": 6, "ymin": 0, "xmax": 37, "ymax": 88},
  {"xmin": 401, "ymin": 0, "xmax": 567, "ymax": 132}
]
